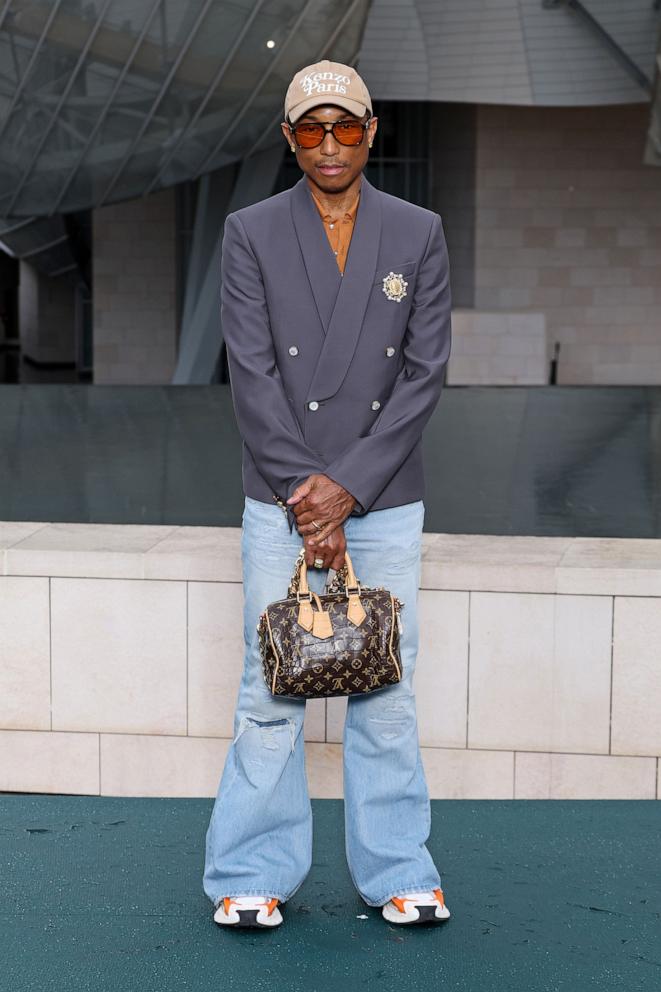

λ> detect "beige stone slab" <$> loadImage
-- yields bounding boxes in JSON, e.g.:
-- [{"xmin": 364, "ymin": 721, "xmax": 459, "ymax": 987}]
[
  {"xmin": 326, "ymin": 695, "xmax": 347, "ymax": 743},
  {"xmin": 468, "ymin": 592, "xmax": 612, "ymax": 754},
  {"xmin": 421, "ymin": 534, "xmax": 571, "ymax": 593},
  {"xmin": 612, "ymin": 598, "xmax": 661, "ymax": 756},
  {"xmin": 6, "ymin": 523, "xmax": 176, "ymax": 578},
  {"xmin": 421, "ymin": 747, "xmax": 514, "ymax": 798},
  {"xmin": 0, "ymin": 577, "xmax": 51, "ymax": 730},
  {"xmin": 416, "ymin": 590, "xmax": 469, "ymax": 747},
  {"xmin": 144, "ymin": 527, "xmax": 242, "ymax": 582},
  {"xmin": 0, "ymin": 522, "xmax": 48, "ymax": 558},
  {"xmin": 304, "ymin": 699, "xmax": 327, "ymax": 744},
  {"xmin": 305, "ymin": 742, "xmax": 343, "ymax": 798},
  {"xmin": 515, "ymin": 751, "xmax": 657, "ymax": 799},
  {"xmin": 101, "ymin": 733, "xmax": 230, "ymax": 797},
  {"xmin": 51, "ymin": 578, "xmax": 187, "ymax": 735},
  {"xmin": 556, "ymin": 538, "xmax": 661, "ymax": 596},
  {"xmin": 0, "ymin": 730, "xmax": 99, "ymax": 794},
  {"xmin": 187, "ymin": 581, "xmax": 244, "ymax": 739}
]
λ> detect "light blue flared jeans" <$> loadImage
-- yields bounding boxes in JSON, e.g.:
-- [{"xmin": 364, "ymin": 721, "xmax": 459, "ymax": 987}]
[{"xmin": 203, "ymin": 495, "xmax": 441, "ymax": 908}]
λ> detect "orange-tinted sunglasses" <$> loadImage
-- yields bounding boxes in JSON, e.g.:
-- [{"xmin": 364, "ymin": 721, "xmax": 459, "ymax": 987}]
[{"xmin": 288, "ymin": 117, "xmax": 371, "ymax": 149}]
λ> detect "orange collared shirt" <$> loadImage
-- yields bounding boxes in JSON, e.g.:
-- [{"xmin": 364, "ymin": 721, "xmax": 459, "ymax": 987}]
[{"xmin": 309, "ymin": 183, "xmax": 360, "ymax": 274}]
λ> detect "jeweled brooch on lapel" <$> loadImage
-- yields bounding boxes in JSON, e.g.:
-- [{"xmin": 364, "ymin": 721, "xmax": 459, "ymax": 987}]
[{"xmin": 382, "ymin": 271, "xmax": 408, "ymax": 303}]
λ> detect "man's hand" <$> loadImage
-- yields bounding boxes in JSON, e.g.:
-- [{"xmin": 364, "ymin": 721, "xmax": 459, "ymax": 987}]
[
  {"xmin": 287, "ymin": 473, "xmax": 356, "ymax": 544},
  {"xmin": 303, "ymin": 524, "xmax": 346, "ymax": 571}
]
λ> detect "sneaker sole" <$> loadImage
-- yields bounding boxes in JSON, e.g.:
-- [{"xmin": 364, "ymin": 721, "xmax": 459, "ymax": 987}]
[
  {"xmin": 382, "ymin": 903, "xmax": 451, "ymax": 925},
  {"xmin": 214, "ymin": 907, "xmax": 283, "ymax": 928}
]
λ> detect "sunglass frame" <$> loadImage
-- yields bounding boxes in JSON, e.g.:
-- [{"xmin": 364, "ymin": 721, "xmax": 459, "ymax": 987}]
[{"xmin": 287, "ymin": 116, "xmax": 372, "ymax": 149}]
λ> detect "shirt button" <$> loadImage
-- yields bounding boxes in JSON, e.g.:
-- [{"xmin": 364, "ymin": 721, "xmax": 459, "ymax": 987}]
[
  {"xmin": 308, "ymin": 400, "xmax": 319, "ymax": 411},
  {"xmin": 385, "ymin": 346, "xmax": 395, "ymax": 357},
  {"xmin": 288, "ymin": 346, "xmax": 299, "ymax": 356},
  {"xmin": 329, "ymin": 223, "xmax": 335, "ymax": 229},
  {"xmin": 334, "ymin": 250, "xmax": 338, "ymax": 255},
  {"xmin": 371, "ymin": 400, "xmax": 381, "ymax": 411}
]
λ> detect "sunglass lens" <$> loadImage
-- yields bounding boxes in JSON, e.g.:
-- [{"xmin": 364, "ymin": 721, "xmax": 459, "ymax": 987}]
[
  {"xmin": 294, "ymin": 124, "xmax": 325, "ymax": 147},
  {"xmin": 293, "ymin": 121, "xmax": 365, "ymax": 148},
  {"xmin": 334, "ymin": 122, "xmax": 364, "ymax": 145}
]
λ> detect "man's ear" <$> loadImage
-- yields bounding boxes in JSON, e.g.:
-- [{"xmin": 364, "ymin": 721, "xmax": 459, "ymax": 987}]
[{"xmin": 280, "ymin": 121, "xmax": 295, "ymax": 151}]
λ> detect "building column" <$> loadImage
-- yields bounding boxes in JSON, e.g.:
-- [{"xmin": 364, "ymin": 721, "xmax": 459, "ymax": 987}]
[{"xmin": 92, "ymin": 188, "xmax": 177, "ymax": 384}]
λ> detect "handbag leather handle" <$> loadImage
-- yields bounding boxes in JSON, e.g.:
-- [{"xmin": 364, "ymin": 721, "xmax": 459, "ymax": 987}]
[
  {"xmin": 296, "ymin": 550, "xmax": 366, "ymax": 630},
  {"xmin": 298, "ymin": 549, "xmax": 359, "ymax": 595}
]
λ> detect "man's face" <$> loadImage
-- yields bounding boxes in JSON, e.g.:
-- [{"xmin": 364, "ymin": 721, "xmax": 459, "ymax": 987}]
[{"xmin": 280, "ymin": 104, "xmax": 378, "ymax": 193}]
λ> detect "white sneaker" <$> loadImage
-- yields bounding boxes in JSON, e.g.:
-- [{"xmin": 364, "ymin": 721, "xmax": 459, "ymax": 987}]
[
  {"xmin": 214, "ymin": 895, "xmax": 283, "ymax": 928},
  {"xmin": 382, "ymin": 888, "xmax": 451, "ymax": 925}
]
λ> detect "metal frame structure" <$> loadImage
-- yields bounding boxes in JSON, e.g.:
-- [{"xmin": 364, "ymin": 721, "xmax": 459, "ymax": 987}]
[
  {"xmin": 5, "ymin": 0, "xmax": 115, "ymax": 216},
  {"xmin": 193, "ymin": 0, "xmax": 319, "ymax": 179},
  {"xmin": 49, "ymin": 0, "xmax": 164, "ymax": 215},
  {"xmin": 96, "ymin": 0, "xmax": 217, "ymax": 207},
  {"xmin": 0, "ymin": 0, "xmax": 65, "ymax": 146},
  {"xmin": 142, "ymin": 0, "xmax": 268, "ymax": 196},
  {"xmin": 0, "ymin": 0, "xmax": 371, "ymax": 276}
]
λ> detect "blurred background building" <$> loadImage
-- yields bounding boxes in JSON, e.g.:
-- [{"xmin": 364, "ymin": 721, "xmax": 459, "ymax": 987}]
[{"xmin": 0, "ymin": 0, "xmax": 660, "ymax": 389}]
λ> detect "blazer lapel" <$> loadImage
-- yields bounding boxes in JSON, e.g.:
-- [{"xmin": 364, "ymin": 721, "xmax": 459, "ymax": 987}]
[
  {"xmin": 303, "ymin": 173, "xmax": 382, "ymax": 403},
  {"xmin": 290, "ymin": 175, "xmax": 342, "ymax": 335}
]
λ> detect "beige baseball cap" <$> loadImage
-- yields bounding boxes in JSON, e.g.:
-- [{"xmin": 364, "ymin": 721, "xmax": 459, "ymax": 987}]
[{"xmin": 284, "ymin": 59, "xmax": 372, "ymax": 124}]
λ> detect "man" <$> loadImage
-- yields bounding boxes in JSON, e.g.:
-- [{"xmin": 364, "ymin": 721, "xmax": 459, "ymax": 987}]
[{"xmin": 203, "ymin": 59, "xmax": 452, "ymax": 929}]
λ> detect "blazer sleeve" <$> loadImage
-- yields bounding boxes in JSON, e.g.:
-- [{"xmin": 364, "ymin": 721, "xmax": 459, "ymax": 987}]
[
  {"xmin": 323, "ymin": 212, "xmax": 452, "ymax": 515},
  {"xmin": 221, "ymin": 211, "xmax": 326, "ymax": 530}
]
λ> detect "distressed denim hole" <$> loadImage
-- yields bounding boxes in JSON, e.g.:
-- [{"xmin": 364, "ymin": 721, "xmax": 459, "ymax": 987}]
[
  {"xmin": 234, "ymin": 714, "xmax": 297, "ymax": 753},
  {"xmin": 368, "ymin": 697, "xmax": 414, "ymax": 740}
]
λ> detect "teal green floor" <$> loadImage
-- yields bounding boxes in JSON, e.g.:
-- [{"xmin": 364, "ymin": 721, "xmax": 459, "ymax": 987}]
[{"xmin": 2, "ymin": 796, "xmax": 660, "ymax": 991}]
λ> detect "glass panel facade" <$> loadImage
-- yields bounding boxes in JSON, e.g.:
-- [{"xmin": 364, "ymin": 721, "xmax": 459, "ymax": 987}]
[{"xmin": 0, "ymin": 0, "xmax": 370, "ymax": 217}]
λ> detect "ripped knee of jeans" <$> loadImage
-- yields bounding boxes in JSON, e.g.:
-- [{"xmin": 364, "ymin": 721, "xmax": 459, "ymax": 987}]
[
  {"xmin": 367, "ymin": 696, "xmax": 414, "ymax": 740},
  {"xmin": 233, "ymin": 713, "xmax": 297, "ymax": 753}
]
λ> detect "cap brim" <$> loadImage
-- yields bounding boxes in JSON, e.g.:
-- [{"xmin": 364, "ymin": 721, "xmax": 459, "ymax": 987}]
[{"xmin": 287, "ymin": 95, "xmax": 369, "ymax": 124}]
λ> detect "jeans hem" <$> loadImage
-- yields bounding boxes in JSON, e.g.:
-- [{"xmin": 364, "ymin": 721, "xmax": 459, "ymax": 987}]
[{"xmin": 361, "ymin": 882, "xmax": 443, "ymax": 908}]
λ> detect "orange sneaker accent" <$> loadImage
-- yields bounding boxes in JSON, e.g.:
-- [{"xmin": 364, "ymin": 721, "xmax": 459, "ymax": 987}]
[
  {"xmin": 221, "ymin": 896, "xmax": 278, "ymax": 916},
  {"xmin": 433, "ymin": 888, "xmax": 445, "ymax": 907},
  {"xmin": 391, "ymin": 896, "xmax": 408, "ymax": 913}
]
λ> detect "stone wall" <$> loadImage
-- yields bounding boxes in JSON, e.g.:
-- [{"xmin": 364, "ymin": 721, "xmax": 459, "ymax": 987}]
[
  {"xmin": 447, "ymin": 310, "xmax": 547, "ymax": 384},
  {"xmin": 19, "ymin": 261, "xmax": 76, "ymax": 365},
  {"xmin": 1, "ymin": 522, "xmax": 659, "ymax": 800},
  {"xmin": 472, "ymin": 104, "xmax": 661, "ymax": 385}
]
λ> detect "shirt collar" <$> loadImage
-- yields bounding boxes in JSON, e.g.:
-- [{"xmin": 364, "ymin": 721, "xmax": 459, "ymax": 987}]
[{"xmin": 309, "ymin": 181, "xmax": 361, "ymax": 222}]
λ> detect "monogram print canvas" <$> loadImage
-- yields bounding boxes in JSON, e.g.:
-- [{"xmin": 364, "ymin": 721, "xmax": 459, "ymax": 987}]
[{"xmin": 258, "ymin": 586, "xmax": 403, "ymax": 699}]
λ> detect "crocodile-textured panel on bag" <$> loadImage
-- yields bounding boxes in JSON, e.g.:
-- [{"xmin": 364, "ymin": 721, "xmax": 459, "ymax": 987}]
[{"xmin": 258, "ymin": 587, "xmax": 403, "ymax": 699}]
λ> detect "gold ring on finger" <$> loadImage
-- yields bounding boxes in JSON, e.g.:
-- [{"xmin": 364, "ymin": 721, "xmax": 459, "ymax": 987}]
[{"xmin": 312, "ymin": 519, "xmax": 323, "ymax": 532}]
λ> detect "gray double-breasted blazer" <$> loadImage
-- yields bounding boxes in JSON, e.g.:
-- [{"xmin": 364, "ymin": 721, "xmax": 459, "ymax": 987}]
[{"xmin": 220, "ymin": 172, "xmax": 452, "ymax": 533}]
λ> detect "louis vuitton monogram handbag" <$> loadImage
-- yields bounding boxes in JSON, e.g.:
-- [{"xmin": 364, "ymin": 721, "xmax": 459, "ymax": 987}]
[{"xmin": 257, "ymin": 548, "xmax": 404, "ymax": 699}]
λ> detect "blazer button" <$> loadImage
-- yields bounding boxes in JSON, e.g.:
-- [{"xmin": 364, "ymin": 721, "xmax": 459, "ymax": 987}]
[
  {"xmin": 308, "ymin": 400, "xmax": 319, "ymax": 411},
  {"xmin": 288, "ymin": 346, "xmax": 299, "ymax": 356},
  {"xmin": 385, "ymin": 346, "xmax": 395, "ymax": 357},
  {"xmin": 371, "ymin": 400, "xmax": 381, "ymax": 411}
]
